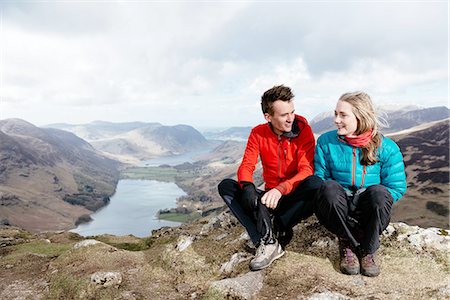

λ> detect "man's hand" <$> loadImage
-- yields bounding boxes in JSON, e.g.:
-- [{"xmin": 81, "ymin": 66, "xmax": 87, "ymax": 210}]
[
  {"xmin": 240, "ymin": 181, "xmax": 258, "ymax": 211},
  {"xmin": 261, "ymin": 188, "xmax": 282, "ymax": 209}
]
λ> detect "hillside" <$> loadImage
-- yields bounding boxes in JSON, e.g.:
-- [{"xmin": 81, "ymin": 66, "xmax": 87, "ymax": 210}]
[
  {"xmin": 47, "ymin": 121, "xmax": 210, "ymax": 163},
  {"xmin": 0, "ymin": 119, "xmax": 121, "ymax": 232},
  {"xmin": 0, "ymin": 214, "xmax": 448, "ymax": 299},
  {"xmin": 310, "ymin": 105, "xmax": 450, "ymax": 134},
  {"xmin": 389, "ymin": 119, "xmax": 449, "ymax": 228}
]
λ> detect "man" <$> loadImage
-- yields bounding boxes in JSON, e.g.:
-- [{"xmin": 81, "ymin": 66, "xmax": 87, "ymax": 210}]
[{"xmin": 218, "ymin": 85, "xmax": 322, "ymax": 271}]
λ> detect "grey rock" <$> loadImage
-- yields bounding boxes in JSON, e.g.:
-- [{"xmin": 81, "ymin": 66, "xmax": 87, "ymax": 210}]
[
  {"xmin": 383, "ymin": 223, "xmax": 450, "ymax": 252},
  {"xmin": 311, "ymin": 237, "xmax": 337, "ymax": 249},
  {"xmin": 90, "ymin": 271, "xmax": 122, "ymax": 288},
  {"xmin": 175, "ymin": 283, "xmax": 192, "ymax": 294},
  {"xmin": 214, "ymin": 233, "xmax": 229, "ymax": 241},
  {"xmin": 200, "ymin": 211, "xmax": 237, "ymax": 235},
  {"xmin": 220, "ymin": 252, "xmax": 252, "ymax": 274},
  {"xmin": 73, "ymin": 239, "xmax": 101, "ymax": 249},
  {"xmin": 176, "ymin": 235, "xmax": 194, "ymax": 252},
  {"xmin": 307, "ymin": 290, "xmax": 351, "ymax": 300},
  {"xmin": 211, "ymin": 271, "xmax": 264, "ymax": 299}
]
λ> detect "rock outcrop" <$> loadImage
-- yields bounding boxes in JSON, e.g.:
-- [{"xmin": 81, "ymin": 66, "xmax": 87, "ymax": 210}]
[{"xmin": 0, "ymin": 211, "xmax": 448, "ymax": 299}]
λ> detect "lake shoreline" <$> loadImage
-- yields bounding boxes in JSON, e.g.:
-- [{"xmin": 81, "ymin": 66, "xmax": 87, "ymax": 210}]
[{"xmin": 70, "ymin": 179, "xmax": 185, "ymax": 237}]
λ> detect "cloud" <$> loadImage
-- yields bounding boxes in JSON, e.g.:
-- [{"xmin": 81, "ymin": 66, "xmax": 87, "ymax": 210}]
[{"xmin": 0, "ymin": 1, "xmax": 447, "ymax": 127}]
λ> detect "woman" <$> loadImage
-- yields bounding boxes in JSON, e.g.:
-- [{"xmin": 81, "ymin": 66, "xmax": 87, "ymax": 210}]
[{"xmin": 314, "ymin": 91, "xmax": 406, "ymax": 277}]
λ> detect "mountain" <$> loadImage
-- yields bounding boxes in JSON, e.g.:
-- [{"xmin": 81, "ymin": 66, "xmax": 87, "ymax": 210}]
[
  {"xmin": 0, "ymin": 118, "xmax": 121, "ymax": 232},
  {"xmin": 46, "ymin": 121, "xmax": 210, "ymax": 163},
  {"xmin": 203, "ymin": 127, "xmax": 252, "ymax": 141},
  {"xmin": 47, "ymin": 121, "xmax": 157, "ymax": 140},
  {"xmin": 310, "ymin": 105, "xmax": 450, "ymax": 134},
  {"xmin": 389, "ymin": 118, "xmax": 449, "ymax": 228}
]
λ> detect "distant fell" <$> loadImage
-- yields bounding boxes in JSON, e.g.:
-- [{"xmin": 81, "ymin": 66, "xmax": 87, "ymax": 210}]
[
  {"xmin": 0, "ymin": 118, "xmax": 121, "ymax": 232},
  {"xmin": 389, "ymin": 118, "xmax": 449, "ymax": 228},
  {"xmin": 46, "ymin": 121, "xmax": 210, "ymax": 163},
  {"xmin": 203, "ymin": 126, "xmax": 252, "ymax": 142},
  {"xmin": 310, "ymin": 105, "xmax": 450, "ymax": 134}
]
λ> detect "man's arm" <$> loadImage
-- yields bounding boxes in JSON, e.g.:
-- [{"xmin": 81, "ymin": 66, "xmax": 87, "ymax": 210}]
[{"xmin": 237, "ymin": 128, "xmax": 260, "ymax": 185}]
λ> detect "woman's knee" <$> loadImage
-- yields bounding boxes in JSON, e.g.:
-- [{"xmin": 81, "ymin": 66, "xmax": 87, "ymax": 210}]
[
  {"xmin": 319, "ymin": 180, "xmax": 345, "ymax": 202},
  {"xmin": 302, "ymin": 175, "xmax": 324, "ymax": 189},
  {"xmin": 363, "ymin": 185, "xmax": 393, "ymax": 209},
  {"xmin": 314, "ymin": 180, "xmax": 347, "ymax": 214}
]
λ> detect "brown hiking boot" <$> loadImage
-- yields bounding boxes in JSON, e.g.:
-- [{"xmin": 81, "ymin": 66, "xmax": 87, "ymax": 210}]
[
  {"xmin": 338, "ymin": 239, "xmax": 360, "ymax": 275},
  {"xmin": 360, "ymin": 252, "xmax": 380, "ymax": 277}
]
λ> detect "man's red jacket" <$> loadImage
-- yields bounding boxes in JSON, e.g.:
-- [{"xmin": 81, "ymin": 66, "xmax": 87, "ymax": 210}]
[{"xmin": 237, "ymin": 115, "xmax": 315, "ymax": 195}]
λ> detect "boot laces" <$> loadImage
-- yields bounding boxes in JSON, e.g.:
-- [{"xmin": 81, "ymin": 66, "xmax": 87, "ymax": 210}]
[
  {"xmin": 343, "ymin": 247, "xmax": 355, "ymax": 263},
  {"xmin": 363, "ymin": 254, "xmax": 375, "ymax": 266},
  {"xmin": 255, "ymin": 243, "xmax": 266, "ymax": 257}
]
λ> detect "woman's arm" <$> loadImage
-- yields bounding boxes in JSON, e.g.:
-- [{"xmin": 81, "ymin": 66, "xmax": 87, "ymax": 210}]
[
  {"xmin": 380, "ymin": 138, "xmax": 407, "ymax": 202},
  {"xmin": 314, "ymin": 136, "xmax": 331, "ymax": 180}
]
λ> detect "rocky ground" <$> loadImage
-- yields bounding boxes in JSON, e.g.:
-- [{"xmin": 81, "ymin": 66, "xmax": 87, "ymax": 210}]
[{"xmin": 1, "ymin": 212, "xmax": 449, "ymax": 300}]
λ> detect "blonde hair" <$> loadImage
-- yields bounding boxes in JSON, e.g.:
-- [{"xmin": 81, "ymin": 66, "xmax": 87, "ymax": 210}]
[{"xmin": 338, "ymin": 91, "xmax": 382, "ymax": 165}]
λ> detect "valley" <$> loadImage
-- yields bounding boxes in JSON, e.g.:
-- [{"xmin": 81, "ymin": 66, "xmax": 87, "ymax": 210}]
[{"xmin": 0, "ymin": 104, "xmax": 448, "ymax": 235}]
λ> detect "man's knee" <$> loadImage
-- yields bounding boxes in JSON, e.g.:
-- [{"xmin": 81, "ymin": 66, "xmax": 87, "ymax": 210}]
[{"xmin": 218, "ymin": 178, "xmax": 238, "ymax": 197}]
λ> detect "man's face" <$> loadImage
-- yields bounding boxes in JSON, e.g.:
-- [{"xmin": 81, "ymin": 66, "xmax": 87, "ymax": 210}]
[{"xmin": 264, "ymin": 100, "xmax": 295, "ymax": 135}]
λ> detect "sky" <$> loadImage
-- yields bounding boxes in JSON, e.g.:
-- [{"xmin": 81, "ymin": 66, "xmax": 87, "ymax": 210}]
[{"xmin": 0, "ymin": 0, "xmax": 448, "ymax": 128}]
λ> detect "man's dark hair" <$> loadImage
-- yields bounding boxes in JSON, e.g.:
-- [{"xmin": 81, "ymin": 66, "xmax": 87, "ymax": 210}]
[{"xmin": 261, "ymin": 85, "xmax": 294, "ymax": 115}]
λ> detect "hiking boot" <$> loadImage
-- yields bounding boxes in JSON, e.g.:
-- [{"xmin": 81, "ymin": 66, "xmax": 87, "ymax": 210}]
[
  {"xmin": 338, "ymin": 239, "xmax": 360, "ymax": 275},
  {"xmin": 360, "ymin": 252, "xmax": 380, "ymax": 277},
  {"xmin": 249, "ymin": 240, "xmax": 285, "ymax": 271}
]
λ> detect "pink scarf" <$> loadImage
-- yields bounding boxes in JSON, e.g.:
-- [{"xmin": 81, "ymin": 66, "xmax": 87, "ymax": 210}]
[{"xmin": 344, "ymin": 130, "xmax": 373, "ymax": 147}]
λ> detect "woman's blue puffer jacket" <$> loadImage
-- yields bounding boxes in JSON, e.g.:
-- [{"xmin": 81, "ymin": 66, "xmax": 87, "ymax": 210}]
[{"xmin": 314, "ymin": 130, "xmax": 407, "ymax": 202}]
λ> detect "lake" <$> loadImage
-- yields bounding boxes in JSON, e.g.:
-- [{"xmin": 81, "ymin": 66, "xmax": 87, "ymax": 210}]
[{"xmin": 71, "ymin": 179, "xmax": 186, "ymax": 237}]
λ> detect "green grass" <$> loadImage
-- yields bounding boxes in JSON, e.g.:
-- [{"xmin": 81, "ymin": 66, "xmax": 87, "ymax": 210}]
[
  {"xmin": 47, "ymin": 274, "xmax": 87, "ymax": 300},
  {"xmin": 2, "ymin": 241, "xmax": 71, "ymax": 264},
  {"xmin": 203, "ymin": 287, "xmax": 227, "ymax": 300},
  {"xmin": 94, "ymin": 239, "xmax": 150, "ymax": 251},
  {"xmin": 121, "ymin": 166, "xmax": 192, "ymax": 182}
]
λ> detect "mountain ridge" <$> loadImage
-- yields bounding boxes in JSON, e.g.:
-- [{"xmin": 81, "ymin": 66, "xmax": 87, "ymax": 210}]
[
  {"xmin": 0, "ymin": 118, "xmax": 121, "ymax": 232},
  {"xmin": 46, "ymin": 121, "xmax": 210, "ymax": 162},
  {"xmin": 310, "ymin": 105, "xmax": 450, "ymax": 134}
]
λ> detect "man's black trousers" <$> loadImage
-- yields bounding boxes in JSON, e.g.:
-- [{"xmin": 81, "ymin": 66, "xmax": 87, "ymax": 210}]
[{"xmin": 218, "ymin": 175, "xmax": 322, "ymax": 245}]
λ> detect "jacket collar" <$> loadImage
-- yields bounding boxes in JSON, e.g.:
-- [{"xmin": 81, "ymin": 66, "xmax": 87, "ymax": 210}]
[{"xmin": 268, "ymin": 117, "xmax": 301, "ymax": 139}]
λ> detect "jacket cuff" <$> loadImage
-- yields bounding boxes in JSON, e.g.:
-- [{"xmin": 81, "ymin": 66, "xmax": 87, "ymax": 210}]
[
  {"xmin": 274, "ymin": 183, "xmax": 289, "ymax": 195},
  {"xmin": 238, "ymin": 180, "xmax": 253, "ymax": 189}
]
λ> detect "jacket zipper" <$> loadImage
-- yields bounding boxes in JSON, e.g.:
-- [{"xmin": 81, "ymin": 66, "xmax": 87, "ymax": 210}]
[
  {"xmin": 352, "ymin": 147, "xmax": 356, "ymax": 186},
  {"xmin": 278, "ymin": 136, "xmax": 282, "ymax": 178},
  {"xmin": 352, "ymin": 147, "xmax": 367, "ymax": 188},
  {"xmin": 361, "ymin": 166, "xmax": 366, "ymax": 188}
]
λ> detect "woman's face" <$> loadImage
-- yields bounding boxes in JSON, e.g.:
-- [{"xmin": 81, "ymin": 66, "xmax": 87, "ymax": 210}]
[{"xmin": 334, "ymin": 100, "xmax": 358, "ymax": 136}]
